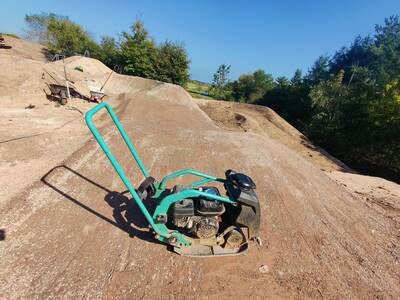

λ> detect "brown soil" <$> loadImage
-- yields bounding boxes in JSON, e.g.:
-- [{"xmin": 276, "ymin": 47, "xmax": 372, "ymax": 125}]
[
  {"xmin": 1, "ymin": 38, "xmax": 399, "ymax": 300},
  {"xmin": 195, "ymin": 99, "xmax": 350, "ymax": 173}
]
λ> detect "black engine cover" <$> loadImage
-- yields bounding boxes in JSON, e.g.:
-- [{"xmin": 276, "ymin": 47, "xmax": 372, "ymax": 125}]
[
  {"xmin": 196, "ymin": 198, "xmax": 225, "ymax": 216},
  {"xmin": 172, "ymin": 199, "xmax": 194, "ymax": 217},
  {"xmin": 171, "ymin": 187, "xmax": 225, "ymax": 219},
  {"xmin": 225, "ymin": 170, "xmax": 260, "ymax": 238},
  {"xmin": 196, "ymin": 187, "xmax": 225, "ymax": 216}
]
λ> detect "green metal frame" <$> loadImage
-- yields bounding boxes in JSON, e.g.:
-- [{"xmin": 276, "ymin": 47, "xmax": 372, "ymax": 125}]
[{"xmin": 85, "ymin": 102, "xmax": 237, "ymax": 247}]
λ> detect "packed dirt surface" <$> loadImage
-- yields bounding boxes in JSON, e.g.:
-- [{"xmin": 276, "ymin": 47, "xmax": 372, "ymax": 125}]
[
  {"xmin": 0, "ymin": 36, "xmax": 47, "ymax": 61},
  {"xmin": 195, "ymin": 99, "xmax": 350, "ymax": 173},
  {"xmin": 1, "ymin": 38, "xmax": 400, "ymax": 299}
]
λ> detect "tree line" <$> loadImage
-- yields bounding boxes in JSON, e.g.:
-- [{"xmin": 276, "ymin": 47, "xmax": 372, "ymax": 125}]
[
  {"xmin": 25, "ymin": 13, "xmax": 190, "ymax": 86},
  {"xmin": 210, "ymin": 16, "xmax": 400, "ymax": 180}
]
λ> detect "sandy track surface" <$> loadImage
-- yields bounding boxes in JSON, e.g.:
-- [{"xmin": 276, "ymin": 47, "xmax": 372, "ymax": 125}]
[
  {"xmin": 1, "ymin": 38, "xmax": 399, "ymax": 299},
  {"xmin": 195, "ymin": 99, "xmax": 351, "ymax": 173}
]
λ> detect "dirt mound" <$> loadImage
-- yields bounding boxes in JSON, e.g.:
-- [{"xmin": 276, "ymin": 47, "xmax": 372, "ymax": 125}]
[
  {"xmin": 328, "ymin": 171, "xmax": 400, "ymax": 223},
  {"xmin": 0, "ymin": 56, "xmax": 45, "ymax": 105},
  {"xmin": 196, "ymin": 99, "xmax": 350, "ymax": 173},
  {"xmin": 0, "ymin": 44, "xmax": 102, "ymax": 203},
  {"xmin": 62, "ymin": 56, "xmax": 112, "ymax": 79},
  {"xmin": 41, "ymin": 56, "xmax": 114, "ymax": 99},
  {"xmin": 1, "ymin": 39, "xmax": 400, "ymax": 299},
  {"xmin": 0, "ymin": 36, "xmax": 47, "ymax": 61}
]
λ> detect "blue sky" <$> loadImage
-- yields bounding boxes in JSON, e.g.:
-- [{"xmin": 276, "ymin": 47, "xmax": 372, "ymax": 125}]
[{"xmin": 2, "ymin": 1, "xmax": 400, "ymax": 82}]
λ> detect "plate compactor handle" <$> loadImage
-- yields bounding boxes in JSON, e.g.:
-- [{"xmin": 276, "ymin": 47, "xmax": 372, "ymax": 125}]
[{"xmin": 85, "ymin": 102, "xmax": 158, "ymax": 231}]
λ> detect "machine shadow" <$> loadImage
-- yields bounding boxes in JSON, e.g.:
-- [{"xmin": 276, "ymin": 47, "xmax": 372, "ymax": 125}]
[
  {"xmin": 104, "ymin": 190, "xmax": 158, "ymax": 240},
  {"xmin": 41, "ymin": 165, "xmax": 161, "ymax": 245}
]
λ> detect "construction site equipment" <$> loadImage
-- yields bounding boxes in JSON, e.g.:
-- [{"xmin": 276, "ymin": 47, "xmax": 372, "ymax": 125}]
[
  {"xmin": 89, "ymin": 71, "xmax": 113, "ymax": 102},
  {"xmin": 48, "ymin": 84, "xmax": 70, "ymax": 105},
  {"xmin": 89, "ymin": 91, "xmax": 105, "ymax": 102},
  {"xmin": 85, "ymin": 102, "xmax": 261, "ymax": 256},
  {"xmin": 48, "ymin": 84, "xmax": 83, "ymax": 105}
]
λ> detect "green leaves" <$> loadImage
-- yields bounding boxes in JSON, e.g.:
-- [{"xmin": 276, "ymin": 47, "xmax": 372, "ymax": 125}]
[
  {"xmin": 209, "ymin": 64, "xmax": 231, "ymax": 100},
  {"xmin": 25, "ymin": 13, "xmax": 103, "ymax": 60},
  {"xmin": 232, "ymin": 70, "xmax": 275, "ymax": 103},
  {"xmin": 156, "ymin": 41, "xmax": 190, "ymax": 86},
  {"xmin": 245, "ymin": 15, "xmax": 400, "ymax": 177},
  {"xmin": 119, "ymin": 20, "xmax": 157, "ymax": 78},
  {"xmin": 120, "ymin": 23, "xmax": 190, "ymax": 86},
  {"xmin": 259, "ymin": 73, "xmax": 312, "ymax": 128},
  {"xmin": 24, "ymin": 15, "xmax": 190, "ymax": 86},
  {"xmin": 305, "ymin": 16, "xmax": 400, "ymax": 175}
]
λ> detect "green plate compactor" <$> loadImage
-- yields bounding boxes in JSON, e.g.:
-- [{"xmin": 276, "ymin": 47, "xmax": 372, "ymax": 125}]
[{"xmin": 85, "ymin": 102, "xmax": 261, "ymax": 257}]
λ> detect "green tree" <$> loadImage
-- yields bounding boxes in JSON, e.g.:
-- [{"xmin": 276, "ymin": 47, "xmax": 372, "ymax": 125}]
[
  {"xmin": 156, "ymin": 41, "xmax": 190, "ymax": 86},
  {"xmin": 100, "ymin": 36, "xmax": 121, "ymax": 69},
  {"xmin": 231, "ymin": 70, "xmax": 275, "ymax": 102},
  {"xmin": 25, "ymin": 13, "xmax": 191, "ymax": 86},
  {"xmin": 120, "ymin": 19, "xmax": 157, "ymax": 78},
  {"xmin": 119, "ymin": 20, "xmax": 190, "ymax": 84},
  {"xmin": 210, "ymin": 64, "xmax": 231, "ymax": 99},
  {"xmin": 275, "ymin": 76, "xmax": 290, "ymax": 87},
  {"xmin": 24, "ymin": 13, "xmax": 103, "ymax": 58},
  {"xmin": 212, "ymin": 64, "xmax": 230, "ymax": 88},
  {"xmin": 258, "ymin": 72, "xmax": 312, "ymax": 128},
  {"xmin": 24, "ymin": 12, "xmax": 55, "ymax": 44},
  {"xmin": 291, "ymin": 69, "xmax": 303, "ymax": 86},
  {"xmin": 305, "ymin": 56, "xmax": 330, "ymax": 85},
  {"xmin": 306, "ymin": 16, "xmax": 400, "ymax": 176},
  {"xmin": 371, "ymin": 16, "xmax": 400, "ymax": 86}
]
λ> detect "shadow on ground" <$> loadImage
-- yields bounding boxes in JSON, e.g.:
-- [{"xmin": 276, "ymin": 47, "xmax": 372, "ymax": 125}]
[{"xmin": 41, "ymin": 165, "xmax": 161, "ymax": 244}]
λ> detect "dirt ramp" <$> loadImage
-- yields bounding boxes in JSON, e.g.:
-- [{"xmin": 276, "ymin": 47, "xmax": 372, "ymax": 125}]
[
  {"xmin": 2, "ymin": 80, "xmax": 399, "ymax": 299},
  {"xmin": 0, "ymin": 56, "xmax": 46, "ymax": 105},
  {"xmin": 62, "ymin": 56, "xmax": 112, "ymax": 79},
  {"xmin": 104, "ymin": 73, "xmax": 159, "ymax": 96},
  {"xmin": 0, "ymin": 36, "xmax": 47, "ymax": 61},
  {"xmin": 122, "ymin": 94, "xmax": 399, "ymax": 299},
  {"xmin": 196, "ymin": 99, "xmax": 350, "ymax": 172}
]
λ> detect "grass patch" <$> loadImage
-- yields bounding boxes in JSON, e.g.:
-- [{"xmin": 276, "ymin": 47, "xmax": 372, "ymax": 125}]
[
  {"xmin": 0, "ymin": 33, "xmax": 20, "ymax": 39},
  {"xmin": 188, "ymin": 91, "xmax": 214, "ymax": 100},
  {"xmin": 186, "ymin": 80, "xmax": 215, "ymax": 100}
]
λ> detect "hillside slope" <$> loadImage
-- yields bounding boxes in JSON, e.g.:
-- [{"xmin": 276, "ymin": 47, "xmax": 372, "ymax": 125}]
[
  {"xmin": 195, "ymin": 99, "xmax": 350, "ymax": 172},
  {"xmin": 1, "ymin": 38, "xmax": 399, "ymax": 299}
]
